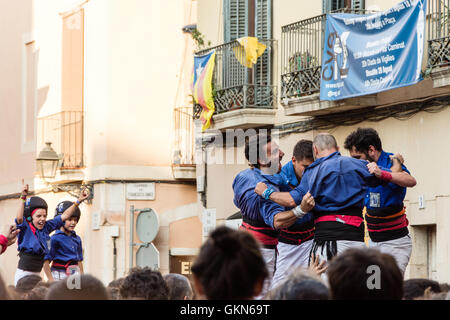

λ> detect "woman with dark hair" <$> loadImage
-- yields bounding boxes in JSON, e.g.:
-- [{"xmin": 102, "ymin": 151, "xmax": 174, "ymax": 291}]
[{"xmin": 191, "ymin": 226, "xmax": 268, "ymax": 300}]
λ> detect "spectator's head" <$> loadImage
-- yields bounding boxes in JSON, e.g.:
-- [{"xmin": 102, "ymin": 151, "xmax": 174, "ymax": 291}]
[
  {"xmin": 120, "ymin": 267, "xmax": 169, "ymax": 300},
  {"xmin": 191, "ymin": 226, "xmax": 268, "ymax": 300},
  {"xmin": 403, "ymin": 278, "xmax": 442, "ymax": 300},
  {"xmin": 164, "ymin": 273, "xmax": 194, "ymax": 300},
  {"xmin": 22, "ymin": 286, "xmax": 48, "ymax": 300},
  {"xmin": 15, "ymin": 274, "xmax": 42, "ymax": 296},
  {"xmin": 266, "ymin": 268, "xmax": 328, "ymax": 300},
  {"xmin": 327, "ymin": 248, "xmax": 403, "ymax": 300},
  {"xmin": 107, "ymin": 277, "xmax": 125, "ymax": 300},
  {"xmin": 45, "ymin": 274, "xmax": 110, "ymax": 300},
  {"xmin": 245, "ymin": 134, "xmax": 284, "ymax": 174},
  {"xmin": 312, "ymin": 133, "xmax": 338, "ymax": 160},
  {"xmin": 292, "ymin": 139, "xmax": 314, "ymax": 181},
  {"xmin": 0, "ymin": 273, "xmax": 11, "ymax": 300},
  {"xmin": 344, "ymin": 127, "xmax": 382, "ymax": 162}
]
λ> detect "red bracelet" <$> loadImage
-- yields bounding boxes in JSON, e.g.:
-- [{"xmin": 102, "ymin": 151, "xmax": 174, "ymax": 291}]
[
  {"xmin": 380, "ymin": 170, "xmax": 392, "ymax": 182},
  {"xmin": 0, "ymin": 235, "xmax": 8, "ymax": 254}
]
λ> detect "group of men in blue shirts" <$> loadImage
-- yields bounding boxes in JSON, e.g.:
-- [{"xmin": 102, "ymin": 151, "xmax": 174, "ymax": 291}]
[{"xmin": 233, "ymin": 128, "xmax": 416, "ymax": 296}]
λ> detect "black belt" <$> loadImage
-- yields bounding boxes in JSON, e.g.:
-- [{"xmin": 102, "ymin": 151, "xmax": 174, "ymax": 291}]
[{"xmin": 18, "ymin": 251, "xmax": 45, "ymax": 272}]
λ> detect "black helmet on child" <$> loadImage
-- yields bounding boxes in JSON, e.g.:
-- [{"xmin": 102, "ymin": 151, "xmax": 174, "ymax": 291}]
[
  {"xmin": 24, "ymin": 196, "xmax": 48, "ymax": 222},
  {"xmin": 54, "ymin": 201, "xmax": 81, "ymax": 221}
]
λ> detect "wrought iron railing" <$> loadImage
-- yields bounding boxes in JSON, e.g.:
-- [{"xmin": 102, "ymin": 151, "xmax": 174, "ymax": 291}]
[
  {"xmin": 428, "ymin": 0, "xmax": 450, "ymax": 68},
  {"xmin": 193, "ymin": 39, "xmax": 276, "ymax": 119},
  {"xmin": 37, "ymin": 111, "xmax": 83, "ymax": 168},
  {"xmin": 173, "ymin": 106, "xmax": 195, "ymax": 165}
]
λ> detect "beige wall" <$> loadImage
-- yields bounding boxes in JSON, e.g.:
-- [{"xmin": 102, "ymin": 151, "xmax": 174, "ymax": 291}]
[{"xmin": 0, "ymin": 0, "xmax": 36, "ymax": 192}]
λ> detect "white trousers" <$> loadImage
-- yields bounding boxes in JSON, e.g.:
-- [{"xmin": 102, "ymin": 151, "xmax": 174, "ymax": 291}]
[
  {"xmin": 313, "ymin": 240, "xmax": 367, "ymax": 284},
  {"xmin": 14, "ymin": 269, "xmax": 41, "ymax": 286},
  {"xmin": 51, "ymin": 270, "xmax": 68, "ymax": 281},
  {"xmin": 369, "ymin": 234, "xmax": 412, "ymax": 276},
  {"xmin": 255, "ymin": 247, "xmax": 276, "ymax": 300},
  {"xmin": 270, "ymin": 240, "xmax": 313, "ymax": 290}
]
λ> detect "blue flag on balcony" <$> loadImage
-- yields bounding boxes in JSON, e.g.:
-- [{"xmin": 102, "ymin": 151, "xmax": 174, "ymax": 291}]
[{"xmin": 319, "ymin": 0, "xmax": 426, "ymax": 101}]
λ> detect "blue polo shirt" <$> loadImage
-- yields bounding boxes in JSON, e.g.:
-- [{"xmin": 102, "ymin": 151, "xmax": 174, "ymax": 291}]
[
  {"xmin": 289, "ymin": 152, "xmax": 381, "ymax": 212},
  {"xmin": 252, "ymin": 168, "xmax": 313, "ymax": 229},
  {"xmin": 16, "ymin": 215, "xmax": 64, "ymax": 256},
  {"xmin": 280, "ymin": 161, "xmax": 299, "ymax": 187},
  {"xmin": 45, "ymin": 230, "xmax": 83, "ymax": 263},
  {"xmin": 365, "ymin": 150, "xmax": 409, "ymax": 209},
  {"xmin": 233, "ymin": 168, "xmax": 265, "ymax": 222}
]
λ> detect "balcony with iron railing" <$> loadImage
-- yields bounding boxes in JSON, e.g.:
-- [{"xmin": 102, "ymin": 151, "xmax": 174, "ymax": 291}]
[
  {"xmin": 172, "ymin": 106, "xmax": 196, "ymax": 180},
  {"xmin": 280, "ymin": 8, "xmax": 379, "ymax": 116},
  {"xmin": 428, "ymin": 0, "xmax": 450, "ymax": 87},
  {"xmin": 193, "ymin": 39, "xmax": 277, "ymax": 130},
  {"xmin": 280, "ymin": 3, "xmax": 450, "ymax": 116},
  {"xmin": 37, "ymin": 111, "xmax": 84, "ymax": 182}
]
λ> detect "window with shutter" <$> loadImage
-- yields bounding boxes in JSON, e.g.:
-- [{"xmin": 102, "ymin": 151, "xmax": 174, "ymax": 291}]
[
  {"xmin": 322, "ymin": 0, "xmax": 364, "ymax": 13},
  {"xmin": 223, "ymin": 0, "xmax": 248, "ymax": 89},
  {"xmin": 351, "ymin": 0, "xmax": 364, "ymax": 10},
  {"xmin": 254, "ymin": 0, "xmax": 272, "ymax": 105},
  {"xmin": 222, "ymin": 0, "xmax": 272, "ymax": 108}
]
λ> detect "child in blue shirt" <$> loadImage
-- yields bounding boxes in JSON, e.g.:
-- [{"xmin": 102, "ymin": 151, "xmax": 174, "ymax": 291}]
[
  {"xmin": 44, "ymin": 201, "xmax": 84, "ymax": 281},
  {"xmin": 15, "ymin": 183, "xmax": 89, "ymax": 285}
]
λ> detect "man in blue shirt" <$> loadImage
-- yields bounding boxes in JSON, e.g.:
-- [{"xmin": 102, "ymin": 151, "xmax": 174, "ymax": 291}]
[
  {"xmin": 232, "ymin": 134, "xmax": 283, "ymax": 298},
  {"xmin": 44, "ymin": 201, "xmax": 84, "ymax": 281},
  {"xmin": 344, "ymin": 127, "xmax": 416, "ymax": 275},
  {"xmin": 267, "ymin": 139, "xmax": 316, "ymax": 290},
  {"xmin": 255, "ymin": 133, "xmax": 414, "ymax": 273}
]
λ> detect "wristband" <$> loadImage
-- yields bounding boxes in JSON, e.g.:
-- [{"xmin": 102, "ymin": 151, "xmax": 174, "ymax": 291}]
[
  {"xmin": 74, "ymin": 199, "xmax": 81, "ymax": 206},
  {"xmin": 262, "ymin": 187, "xmax": 275, "ymax": 200},
  {"xmin": 0, "ymin": 235, "xmax": 8, "ymax": 254},
  {"xmin": 292, "ymin": 205, "xmax": 306, "ymax": 218},
  {"xmin": 380, "ymin": 170, "xmax": 392, "ymax": 182}
]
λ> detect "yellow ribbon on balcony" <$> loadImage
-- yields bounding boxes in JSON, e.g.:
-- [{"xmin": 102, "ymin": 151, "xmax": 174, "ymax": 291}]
[{"xmin": 233, "ymin": 37, "xmax": 267, "ymax": 68}]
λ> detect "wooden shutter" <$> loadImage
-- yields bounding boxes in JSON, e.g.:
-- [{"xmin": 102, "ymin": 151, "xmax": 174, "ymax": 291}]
[
  {"xmin": 351, "ymin": 0, "xmax": 365, "ymax": 10},
  {"xmin": 223, "ymin": 0, "xmax": 248, "ymax": 89},
  {"xmin": 254, "ymin": 0, "xmax": 272, "ymax": 105}
]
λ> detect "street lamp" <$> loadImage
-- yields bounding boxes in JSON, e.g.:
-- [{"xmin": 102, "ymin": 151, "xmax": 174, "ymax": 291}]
[{"xmin": 36, "ymin": 142, "xmax": 60, "ymax": 179}]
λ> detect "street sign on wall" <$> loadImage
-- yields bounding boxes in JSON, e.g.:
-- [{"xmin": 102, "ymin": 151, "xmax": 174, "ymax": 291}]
[{"xmin": 126, "ymin": 183, "xmax": 155, "ymax": 200}]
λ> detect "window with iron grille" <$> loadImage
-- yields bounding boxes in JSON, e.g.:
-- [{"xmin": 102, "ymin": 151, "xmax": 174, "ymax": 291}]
[
  {"xmin": 322, "ymin": 0, "xmax": 365, "ymax": 13},
  {"xmin": 223, "ymin": 0, "xmax": 272, "ymax": 104}
]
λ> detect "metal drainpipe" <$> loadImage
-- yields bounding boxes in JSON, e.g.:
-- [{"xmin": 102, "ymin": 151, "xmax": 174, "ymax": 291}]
[
  {"xmin": 112, "ymin": 236, "xmax": 117, "ymax": 280},
  {"xmin": 129, "ymin": 205, "xmax": 134, "ymax": 270}
]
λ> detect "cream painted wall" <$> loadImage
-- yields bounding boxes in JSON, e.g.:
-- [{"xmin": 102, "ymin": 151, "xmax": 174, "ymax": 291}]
[
  {"xmin": 83, "ymin": 0, "xmax": 186, "ymax": 169},
  {"xmin": 0, "ymin": 0, "xmax": 36, "ymax": 189}
]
